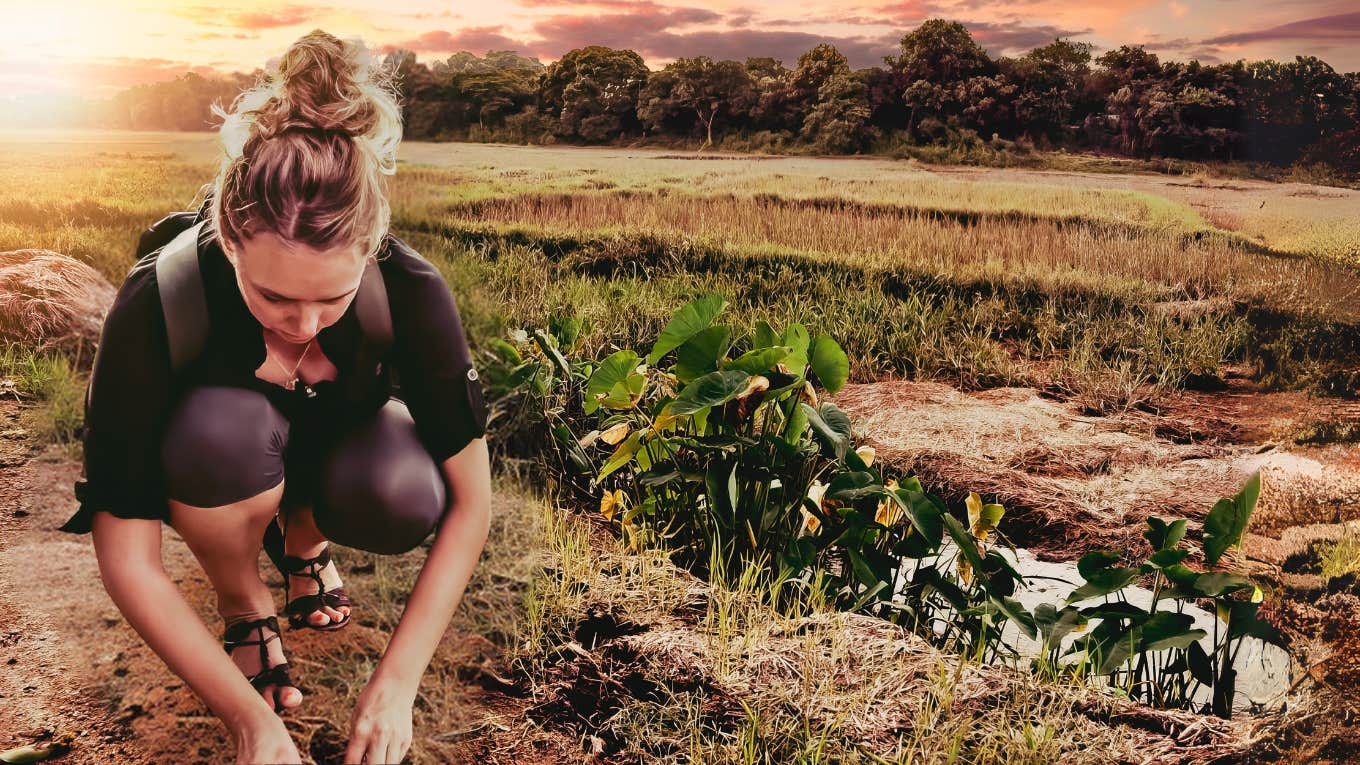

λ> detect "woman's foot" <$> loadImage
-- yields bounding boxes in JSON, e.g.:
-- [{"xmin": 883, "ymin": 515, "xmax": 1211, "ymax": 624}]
[
  {"xmin": 283, "ymin": 542, "xmax": 352, "ymax": 628},
  {"xmin": 223, "ymin": 616, "xmax": 303, "ymax": 712}
]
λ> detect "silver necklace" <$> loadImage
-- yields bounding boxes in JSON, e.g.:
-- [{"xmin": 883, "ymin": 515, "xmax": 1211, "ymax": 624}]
[{"xmin": 267, "ymin": 335, "xmax": 315, "ymax": 396}]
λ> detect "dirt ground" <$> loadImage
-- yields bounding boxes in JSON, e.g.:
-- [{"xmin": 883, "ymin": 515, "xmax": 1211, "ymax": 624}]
[
  {"xmin": 0, "ymin": 397, "xmax": 580, "ymax": 765},
  {"xmin": 833, "ymin": 371, "xmax": 1360, "ymax": 762}
]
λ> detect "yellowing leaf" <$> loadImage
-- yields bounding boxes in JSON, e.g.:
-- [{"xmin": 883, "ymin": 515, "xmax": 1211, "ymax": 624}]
[
  {"xmin": 600, "ymin": 422, "xmax": 631, "ymax": 446},
  {"xmin": 855, "ymin": 445, "xmax": 876, "ymax": 468},
  {"xmin": 966, "ymin": 492, "xmax": 1004, "ymax": 541},
  {"xmin": 599, "ymin": 489, "xmax": 626, "ymax": 521},
  {"xmin": 799, "ymin": 381, "xmax": 819, "ymax": 408},
  {"xmin": 800, "ymin": 480, "xmax": 827, "ymax": 536},
  {"xmin": 738, "ymin": 375, "xmax": 770, "ymax": 400}
]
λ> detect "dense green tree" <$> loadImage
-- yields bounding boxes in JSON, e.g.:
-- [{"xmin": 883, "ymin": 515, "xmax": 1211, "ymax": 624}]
[
  {"xmin": 1005, "ymin": 39, "xmax": 1095, "ymax": 142},
  {"xmin": 745, "ymin": 57, "xmax": 799, "ymax": 133},
  {"xmin": 638, "ymin": 57, "xmax": 755, "ymax": 148},
  {"xmin": 539, "ymin": 46, "xmax": 649, "ymax": 142},
  {"xmin": 889, "ymin": 19, "xmax": 997, "ymax": 137},
  {"xmin": 801, "ymin": 71, "xmax": 872, "ymax": 153}
]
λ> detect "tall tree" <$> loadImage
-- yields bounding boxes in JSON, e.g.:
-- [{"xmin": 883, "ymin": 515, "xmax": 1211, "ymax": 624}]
[
  {"xmin": 638, "ymin": 56, "xmax": 755, "ymax": 149},
  {"xmin": 890, "ymin": 19, "xmax": 996, "ymax": 136},
  {"xmin": 539, "ymin": 46, "xmax": 650, "ymax": 142}
]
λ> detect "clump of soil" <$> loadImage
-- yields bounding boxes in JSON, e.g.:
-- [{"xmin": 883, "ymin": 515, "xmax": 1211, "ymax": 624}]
[{"xmin": 833, "ymin": 377, "xmax": 1360, "ymax": 563}]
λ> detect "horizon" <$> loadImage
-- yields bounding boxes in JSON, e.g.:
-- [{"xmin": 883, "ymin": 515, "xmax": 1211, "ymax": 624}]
[{"xmin": 2, "ymin": 1, "xmax": 1358, "ymax": 108}]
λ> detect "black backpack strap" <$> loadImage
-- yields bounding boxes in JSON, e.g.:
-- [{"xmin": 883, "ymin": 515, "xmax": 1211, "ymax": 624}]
[
  {"xmin": 354, "ymin": 256, "xmax": 393, "ymax": 351},
  {"xmin": 154, "ymin": 220, "xmax": 210, "ymax": 375},
  {"xmin": 346, "ymin": 255, "xmax": 394, "ymax": 406}
]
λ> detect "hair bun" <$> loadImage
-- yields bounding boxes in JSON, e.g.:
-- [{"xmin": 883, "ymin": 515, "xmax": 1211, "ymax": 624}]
[{"xmin": 253, "ymin": 29, "xmax": 384, "ymax": 140}]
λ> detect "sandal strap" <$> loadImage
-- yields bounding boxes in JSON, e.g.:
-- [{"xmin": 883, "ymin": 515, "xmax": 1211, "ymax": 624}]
[
  {"xmin": 279, "ymin": 545, "xmax": 332, "ymax": 576},
  {"xmin": 285, "ymin": 587, "xmax": 350, "ymax": 616},
  {"xmin": 247, "ymin": 661, "xmax": 293, "ymax": 691}
]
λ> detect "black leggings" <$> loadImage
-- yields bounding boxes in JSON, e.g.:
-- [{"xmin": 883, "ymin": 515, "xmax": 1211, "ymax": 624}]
[{"xmin": 159, "ymin": 385, "xmax": 448, "ymax": 555}]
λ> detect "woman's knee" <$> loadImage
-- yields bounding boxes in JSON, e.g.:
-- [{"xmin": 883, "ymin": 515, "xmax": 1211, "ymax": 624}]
[
  {"xmin": 315, "ymin": 400, "xmax": 447, "ymax": 554},
  {"xmin": 161, "ymin": 385, "xmax": 290, "ymax": 509}
]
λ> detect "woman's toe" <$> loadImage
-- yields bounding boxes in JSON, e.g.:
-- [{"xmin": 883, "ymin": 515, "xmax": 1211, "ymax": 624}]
[
  {"xmin": 275, "ymin": 684, "xmax": 304, "ymax": 709},
  {"xmin": 309, "ymin": 610, "xmax": 333, "ymax": 626},
  {"xmin": 321, "ymin": 605, "xmax": 347, "ymax": 622}
]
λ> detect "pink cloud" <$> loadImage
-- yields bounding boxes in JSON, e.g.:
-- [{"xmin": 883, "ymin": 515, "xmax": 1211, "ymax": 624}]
[
  {"xmin": 171, "ymin": 4, "xmax": 327, "ymax": 30},
  {"xmin": 381, "ymin": 28, "xmax": 527, "ymax": 55},
  {"xmin": 1202, "ymin": 11, "xmax": 1360, "ymax": 45}
]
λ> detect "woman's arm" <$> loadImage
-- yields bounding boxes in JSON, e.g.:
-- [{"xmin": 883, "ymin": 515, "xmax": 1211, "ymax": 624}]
[
  {"xmin": 91, "ymin": 512, "xmax": 299, "ymax": 763},
  {"xmin": 373, "ymin": 436, "xmax": 492, "ymax": 686},
  {"xmin": 344, "ymin": 436, "xmax": 493, "ymax": 765}
]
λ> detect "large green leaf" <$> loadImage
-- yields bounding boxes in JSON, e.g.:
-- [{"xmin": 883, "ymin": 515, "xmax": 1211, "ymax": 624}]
[
  {"xmin": 722, "ymin": 346, "xmax": 791, "ymax": 376},
  {"xmin": 674, "ymin": 325, "xmax": 733, "ymax": 383},
  {"xmin": 1194, "ymin": 572, "xmax": 1256, "ymax": 597},
  {"xmin": 989, "ymin": 596, "xmax": 1038, "ymax": 641},
  {"xmin": 753, "ymin": 320, "xmax": 780, "ymax": 350},
  {"xmin": 1143, "ymin": 517, "xmax": 1188, "ymax": 552},
  {"xmin": 1140, "ymin": 611, "xmax": 1207, "ymax": 652},
  {"xmin": 1033, "ymin": 603, "xmax": 1088, "ymax": 650},
  {"xmin": 1203, "ymin": 472, "xmax": 1261, "ymax": 567},
  {"xmin": 807, "ymin": 334, "xmax": 849, "ymax": 394},
  {"xmin": 597, "ymin": 429, "xmax": 643, "ymax": 481},
  {"xmin": 1066, "ymin": 567, "xmax": 1142, "ymax": 604},
  {"xmin": 670, "ymin": 370, "xmax": 752, "ymax": 415},
  {"xmin": 647, "ymin": 294, "xmax": 728, "ymax": 365},
  {"xmin": 585, "ymin": 350, "xmax": 641, "ymax": 415},
  {"xmin": 826, "ymin": 471, "xmax": 879, "ymax": 502},
  {"xmin": 801, "ymin": 402, "xmax": 853, "ymax": 461},
  {"xmin": 781, "ymin": 323, "xmax": 811, "ymax": 373}
]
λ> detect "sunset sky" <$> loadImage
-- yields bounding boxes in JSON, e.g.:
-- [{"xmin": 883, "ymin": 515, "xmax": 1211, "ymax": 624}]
[{"xmin": 2, "ymin": 0, "xmax": 1358, "ymax": 100}]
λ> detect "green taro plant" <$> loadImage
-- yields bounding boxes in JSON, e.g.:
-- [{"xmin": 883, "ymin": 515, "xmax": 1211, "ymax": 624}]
[
  {"xmin": 493, "ymin": 294, "xmax": 1035, "ymax": 661},
  {"xmin": 1037, "ymin": 472, "xmax": 1277, "ymax": 719}
]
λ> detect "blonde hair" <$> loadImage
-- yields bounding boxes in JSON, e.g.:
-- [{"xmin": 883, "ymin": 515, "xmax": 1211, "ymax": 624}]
[{"xmin": 205, "ymin": 29, "xmax": 403, "ymax": 262}]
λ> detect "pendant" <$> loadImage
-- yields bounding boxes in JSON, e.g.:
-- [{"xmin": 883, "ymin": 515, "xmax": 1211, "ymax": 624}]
[{"xmin": 283, "ymin": 378, "xmax": 296, "ymax": 391}]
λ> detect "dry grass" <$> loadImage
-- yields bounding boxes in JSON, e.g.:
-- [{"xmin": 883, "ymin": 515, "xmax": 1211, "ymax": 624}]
[
  {"xmin": 508, "ymin": 497, "xmax": 1260, "ymax": 764},
  {"xmin": 0, "ymin": 249, "xmax": 115, "ymax": 361},
  {"xmin": 424, "ymin": 189, "xmax": 1360, "ymax": 319}
]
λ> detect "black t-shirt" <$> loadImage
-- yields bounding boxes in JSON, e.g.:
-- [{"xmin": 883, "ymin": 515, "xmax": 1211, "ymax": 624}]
[{"xmin": 58, "ymin": 219, "xmax": 488, "ymax": 535}]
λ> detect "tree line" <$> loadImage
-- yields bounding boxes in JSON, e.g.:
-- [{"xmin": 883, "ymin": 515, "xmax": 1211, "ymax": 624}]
[{"xmin": 94, "ymin": 20, "xmax": 1359, "ymax": 174}]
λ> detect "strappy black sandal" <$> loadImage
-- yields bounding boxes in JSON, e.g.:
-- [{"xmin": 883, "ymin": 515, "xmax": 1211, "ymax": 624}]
[
  {"xmin": 280, "ymin": 545, "xmax": 353, "ymax": 632},
  {"xmin": 222, "ymin": 615, "xmax": 298, "ymax": 713},
  {"xmin": 267, "ymin": 511, "xmax": 354, "ymax": 632}
]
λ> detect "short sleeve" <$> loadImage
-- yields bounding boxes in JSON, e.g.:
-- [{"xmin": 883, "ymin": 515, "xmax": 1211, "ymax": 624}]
[
  {"xmin": 383, "ymin": 244, "xmax": 488, "ymax": 465},
  {"xmin": 58, "ymin": 259, "xmax": 175, "ymax": 534}
]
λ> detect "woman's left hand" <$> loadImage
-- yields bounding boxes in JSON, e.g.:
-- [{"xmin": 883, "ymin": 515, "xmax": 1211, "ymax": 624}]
[{"xmin": 344, "ymin": 676, "xmax": 416, "ymax": 764}]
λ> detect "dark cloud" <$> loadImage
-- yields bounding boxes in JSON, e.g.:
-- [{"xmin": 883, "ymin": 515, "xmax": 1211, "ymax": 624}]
[
  {"xmin": 381, "ymin": 27, "xmax": 527, "ymax": 55},
  {"xmin": 1136, "ymin": 35, "xmax": 1225, "ymax": 64},
  {"xmin": 1202, "ymin": 11, "xmax": 1360, "ymax": 45},
  {"xmin": 964, "ymin": 21, "xmax": 1094, "ymax": 55}
]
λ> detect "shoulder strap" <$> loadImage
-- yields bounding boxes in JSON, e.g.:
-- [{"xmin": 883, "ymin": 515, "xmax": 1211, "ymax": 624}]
[
  {"xmin": 354, "ymin": 256, "xmax": 393, "ymax": 352},
  {"xmin": 154, "ymin": 218, "xmax": 394, "ymax": 381},
  {"xmin": 154, "ymin": 220, "xmax": 210, "ymax": 374}
]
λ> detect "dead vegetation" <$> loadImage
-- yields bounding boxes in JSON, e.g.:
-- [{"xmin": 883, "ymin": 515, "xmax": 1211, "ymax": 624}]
[
  {"xmin": 0, "ymin": 249, "xmax": 113, "ymax": 366},
  {"xmin": 493, "ymin": 499, "xmax": 1268, "ymax": 764}
]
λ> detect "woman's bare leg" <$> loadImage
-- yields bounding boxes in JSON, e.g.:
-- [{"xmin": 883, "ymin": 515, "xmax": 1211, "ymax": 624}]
[
  {"xmin": 278, "ymin": 503, "xmax": 351, "ymax": 627},
  {"xmin": 169, "ymin": 479, "xmax": 302, "ymax": 710}
]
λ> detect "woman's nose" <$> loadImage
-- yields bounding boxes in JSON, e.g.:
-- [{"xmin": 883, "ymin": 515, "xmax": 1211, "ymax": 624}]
[{"xmin": 291, "ymin": 308, "xmax": 325, "ymax": 337}]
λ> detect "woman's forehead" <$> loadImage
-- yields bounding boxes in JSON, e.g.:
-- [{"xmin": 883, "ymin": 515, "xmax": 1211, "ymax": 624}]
[{"xmin": 233, "ymin": 231, "xmax": 367, "ymax": 300}]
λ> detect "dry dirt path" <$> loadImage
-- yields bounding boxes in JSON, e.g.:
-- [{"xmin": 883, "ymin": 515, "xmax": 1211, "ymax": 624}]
[{"xmin": 0, "ymin": 396, "xmax": 570, "ymax": 764}]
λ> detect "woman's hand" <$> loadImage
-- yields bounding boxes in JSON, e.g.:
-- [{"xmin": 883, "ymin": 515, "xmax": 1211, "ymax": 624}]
[
  {"xmin": 234, "ymin": 719, "xmax": 301, "ymax": 765},
  {"xmin": 344, "ymin": 676, "xmax": 416, "ymax": 764}
]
